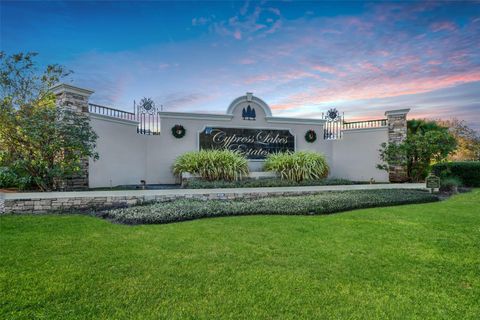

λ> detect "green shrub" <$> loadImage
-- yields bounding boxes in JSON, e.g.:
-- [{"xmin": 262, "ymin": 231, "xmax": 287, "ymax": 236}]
[
  {"xmin": 439, "ymin": 177, "xmax": 462, "ymax": 192},
  {"xmin": 100, "ymin": 189, "xmax": 438, "ymax": 225},
  {"xmin": 264, "ymin": 151, "xmax": 329, "ymax": 182},
  {"xmin": 173, "ymin": 150, "xmax": 249, "ymax": 181},
  {"xmin": 183, "ymin": 178, "xmax": 354, "ymax": 189},
  {"xmin": 0, "ymin": 167, "xmax": 16, "ymax": 188},
  {"xmin": 432, "ymin": 161, "xmax": 480, "ymax": 187},
  {"xmin": 0, "ymin": 167, "xmax": 31, "ymax": 189}
]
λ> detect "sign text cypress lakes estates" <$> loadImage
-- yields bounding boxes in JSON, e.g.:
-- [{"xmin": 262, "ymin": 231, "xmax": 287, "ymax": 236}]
[{"xmin": 199, "ymin": 127, "xmax": 295, "ymax": 159}]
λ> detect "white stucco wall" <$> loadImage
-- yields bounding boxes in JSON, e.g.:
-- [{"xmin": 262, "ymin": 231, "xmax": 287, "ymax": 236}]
[
  {"xmin": 89, "ymin": 114, "xmax": 147, "ymax": 188},
  {"xmin": 331, "ymin": 127, "xmax": 389, "ymax": 182},
  {"xmin": 144, "ymin": 96, "xmax": 330, "ymax": 184},
  {"xmin": 88, "ymin": 94, "xmax": 389, "ymax": 186}
]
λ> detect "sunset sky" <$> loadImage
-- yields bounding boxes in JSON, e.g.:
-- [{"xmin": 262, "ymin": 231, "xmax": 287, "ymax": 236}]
[{"xmin": 2, "ymin": 1, "xmax": 480, "ymax": 130}]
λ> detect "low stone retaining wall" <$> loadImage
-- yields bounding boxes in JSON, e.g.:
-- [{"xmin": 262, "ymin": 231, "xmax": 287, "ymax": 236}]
[
  {"xmin": 1, "ymin": 191, "xmax": 322, "ymax": 214},
  {"xmin": 0, "ymin": 183, "xmax": 427, "ymax": 214}
]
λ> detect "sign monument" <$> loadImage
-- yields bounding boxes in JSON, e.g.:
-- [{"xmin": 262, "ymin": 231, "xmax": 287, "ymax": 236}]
[{"xmin": 199, "ymin": 127, "xmax": 295, "ymax": 159}]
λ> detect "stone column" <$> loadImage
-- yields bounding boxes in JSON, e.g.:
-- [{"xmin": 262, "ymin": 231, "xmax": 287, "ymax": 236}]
[
  {"xmin": 51, "ymin": 83, "xmax": 93, "ymax": 113},
  {"xmin": 385, "ymin": 108, "xmax": 410, "ymax": 182},
  {"xmin": 51, "ymin": 83, "xmax": 94, "ymax": 190}
]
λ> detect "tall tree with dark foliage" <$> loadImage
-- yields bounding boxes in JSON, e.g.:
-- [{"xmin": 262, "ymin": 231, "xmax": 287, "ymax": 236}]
[{"xmin": 0, "ymin": 52, "xmax": 98, "ymax": 191}]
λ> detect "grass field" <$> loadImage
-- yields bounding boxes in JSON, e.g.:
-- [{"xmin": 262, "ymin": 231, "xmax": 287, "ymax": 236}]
[{"xmin": 1, "ymin": 190, "xmax": 479, "ymax": 319}]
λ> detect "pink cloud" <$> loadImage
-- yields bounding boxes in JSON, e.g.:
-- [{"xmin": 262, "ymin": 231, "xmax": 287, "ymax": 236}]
[
  {"xmin": 358, "ymin": 62, "xmax": 382, "ymax": 73},
  {"xmin": 270, "ymin": 70, "xmax": 480, "ymax": 111},
  {"xmin": 284, "ymin": 70, "xmax": 319, "ymax": 81},
  {"xmin": 264, "ymin": 19, "xmax": 282, "ymax": 35},
  {"xmin": 244, "ymin": 74, "xmax": 271, "ymax": 84},
  {"xmin": 268, "ymin": 7, "xmax": 281, "ymax": 16},
  {"xmin": 311, "ymin": 65, "xmax": 336, "ymax": 74},
  {"xmin": 157, "ymin": 63, "xmax": 170, "ymax": 69},
  {"xmin": 192, "ymin": 16, "xmax": 211, "ymax": 26},
  {"xmin": 238, "ymin": 58, "xmax": 256, "ymax": 65},
  {"xmin": 431, "ymin": 21, "xmax": 457, "ymax": 32},
  {"xmin": 233, "ymin": 30, "xmax": 242, "ymax": 40},
  {"xmin": 244, "ymin": 69, "xmax": 320, "ymax": 85},
  {"xmin": 208, "ymin": 2, "xmax": 282, "ymax": 40},
  {"xmin": 270, "ymin": 104, "xmax": 296, "ymax": 111}
]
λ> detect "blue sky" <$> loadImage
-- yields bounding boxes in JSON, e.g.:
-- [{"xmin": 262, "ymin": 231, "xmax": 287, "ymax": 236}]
[{"xmin": 1, "ymin": 1, "xmax": 480, "ymax": 130}]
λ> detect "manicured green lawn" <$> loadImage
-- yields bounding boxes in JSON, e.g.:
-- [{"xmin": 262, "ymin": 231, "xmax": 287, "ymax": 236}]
[{"xmin": 1, "ymin": 191, "xmax": 479, "ymax": 319}]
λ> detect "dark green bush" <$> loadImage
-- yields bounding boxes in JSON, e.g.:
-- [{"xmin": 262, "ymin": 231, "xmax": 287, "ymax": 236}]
[
  {"xmin": 0, "ymin": 167, "xmax": 16, "ymax": 188},
  {"xmin": 432, "ymin": 161, "xmax": 480, "ymax": 187},
  {"xmin": 100, "ymin": 189, "xmax": 438, "ymax": 225},
  {"xmin": 0, "ymin": 167, "xmax": 31, "ymax": 189},
  {"xmin": 183, "ymin": 178, "xmax": 354, "ymax": 189}
]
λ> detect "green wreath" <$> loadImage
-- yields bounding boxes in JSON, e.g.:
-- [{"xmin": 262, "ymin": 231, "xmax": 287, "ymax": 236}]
[
  {"xmin": 171, "ymin": 125, "xmax": 186, "ymax": 138},
  {"xmin": 305, "ymin": 129, "xmax": 317, "ymax": 143}
]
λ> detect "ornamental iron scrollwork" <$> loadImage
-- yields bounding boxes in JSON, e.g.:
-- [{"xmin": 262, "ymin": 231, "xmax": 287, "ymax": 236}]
[
  {"xmin": 135, "ymin": 97, "xmax": 161, "ymax": 135},
  {"xmin": 138, "ymin": 97, "xmax": 157, "ymax": 115},
  {"xmin": 322, "ymin": 108, "xmax": 343, "ymax": 140},
  {"xmin": 325, "ymin": 108, "xmax": 341, "ymax": 122}
]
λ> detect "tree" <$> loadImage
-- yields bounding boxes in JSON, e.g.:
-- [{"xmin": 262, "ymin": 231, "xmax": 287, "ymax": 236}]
[
  {"xmin": 377, "ymin": 119, "xmax": 457, "ymax": 182},
  {"xmin": 246, "ymin": 105, "xmax": 252, "ymax": 119},
  {"xmin": 0, "ymin": 52, "xmax": 98, "ymax": 191},
  {"xmin": 436, "ymin": 118, "xmax": 480, "ymax": 161}
]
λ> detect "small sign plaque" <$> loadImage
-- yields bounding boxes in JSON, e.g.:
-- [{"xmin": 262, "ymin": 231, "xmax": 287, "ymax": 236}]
[{"xmin": 426, "ymin": 174, "xmax": 440, "ymax": 189}]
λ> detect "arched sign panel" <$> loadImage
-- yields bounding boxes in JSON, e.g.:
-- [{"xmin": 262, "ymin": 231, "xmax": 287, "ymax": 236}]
[{"xmin": 199, "ymin": 127, "xmax": 295, "ymax": 160}]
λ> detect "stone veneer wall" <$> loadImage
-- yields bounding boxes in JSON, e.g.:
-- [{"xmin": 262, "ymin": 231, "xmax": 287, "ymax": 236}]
[
  {"xmin": 2, "ymin": 190, "xmax": 323, "ymax": 214},
  {"xmin": 385, "ymin": 109, "xmax": 410, "ymax": 182},
  {"xmin": 51, "ymin": 84, "xmax": 94, "ymax": 190}
]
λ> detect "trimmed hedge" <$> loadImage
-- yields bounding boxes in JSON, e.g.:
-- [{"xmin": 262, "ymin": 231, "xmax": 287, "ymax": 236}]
[
  {"xmin": 182, "ymin": 178, "xmax": 354, "ymax": 189},
  {"xmin": 100, "ymin": 189, "xmax": 438, "ymax": 225},
  {"xmin": 432, "ymin": 161, "xmax": 480, "ymax": 187}
]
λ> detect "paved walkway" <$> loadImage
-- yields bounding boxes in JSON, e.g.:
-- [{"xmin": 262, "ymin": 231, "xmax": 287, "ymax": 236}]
[{"xmin": 1, "ymin": 183, "xmax": 427, "ymax": 200}]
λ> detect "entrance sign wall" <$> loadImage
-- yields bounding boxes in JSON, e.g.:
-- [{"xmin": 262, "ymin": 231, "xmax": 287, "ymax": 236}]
[{"xmin": 52, "ymin": 84, "xmax": 408, "ymax": 188}]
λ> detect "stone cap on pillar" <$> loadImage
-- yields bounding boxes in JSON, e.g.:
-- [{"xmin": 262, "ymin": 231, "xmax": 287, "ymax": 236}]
[
  {"xmin": 51, "ymin": 83, "xmax": 94, "ymax": 98},
  {"xmin": 385, "ymin": 108, "xmax": 410, "ymax": 117},
  {"xmin": 51, "ymin": 83, "xmax": 94, "ymax": 113}
]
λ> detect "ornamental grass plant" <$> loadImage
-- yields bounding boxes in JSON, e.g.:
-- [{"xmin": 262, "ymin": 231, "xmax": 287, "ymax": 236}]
[
  {"xmin": 172, "ymin": 150, "xmax": 249, "ymax": 181},
  {"xmin": 264, "ymin": 151, "xmax": 329, "ymax": 182}
]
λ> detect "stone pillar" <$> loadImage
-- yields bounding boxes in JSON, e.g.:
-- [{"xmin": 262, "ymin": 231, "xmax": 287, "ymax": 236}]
[
  {"xmin": 385, "ymin": 108, "xmax": 410, "ymax": 182},
  {"xmin": 51, "ymin": 83, "xmax": 94, "ymax": 190},
  {"xmin": 51, "ymin": 83, "xmax": 93, "ymax": 113}
]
